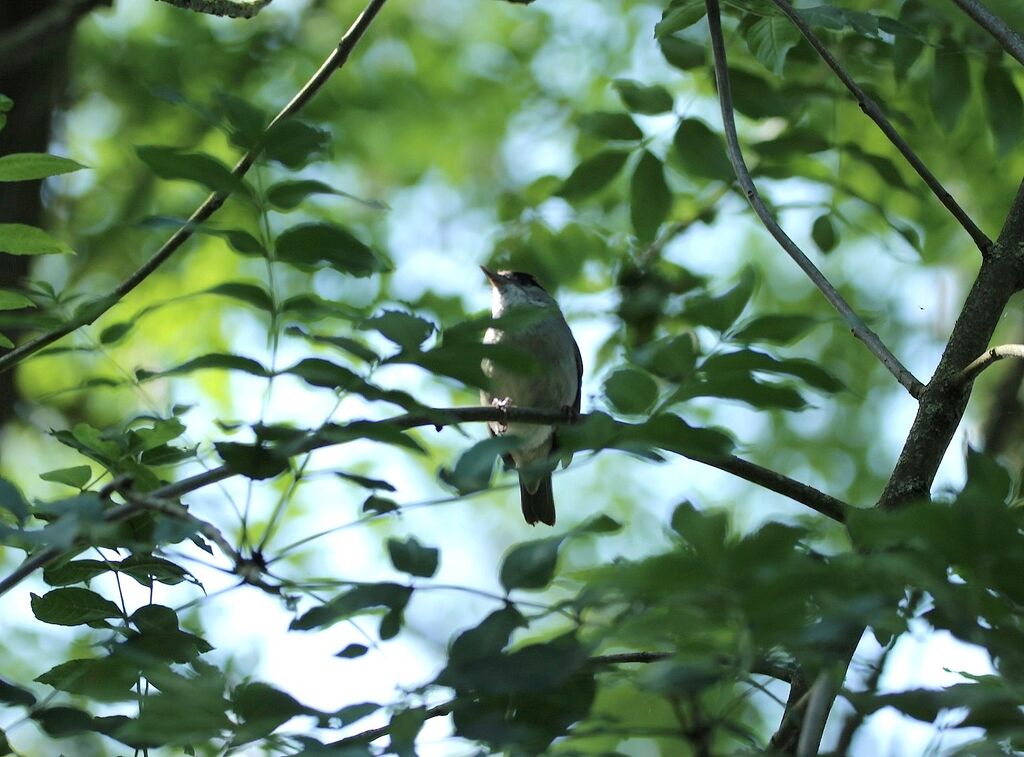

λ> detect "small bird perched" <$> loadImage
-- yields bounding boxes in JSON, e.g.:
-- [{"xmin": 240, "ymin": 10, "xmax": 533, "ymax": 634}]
[{"xmin": 480, "ymin": 267, "xmax": 582, "ymax": 526}]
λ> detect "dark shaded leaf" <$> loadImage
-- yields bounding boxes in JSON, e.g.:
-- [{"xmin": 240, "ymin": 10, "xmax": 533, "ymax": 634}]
[
  {"xmin": 604, "ymin": 367, "xmax": 658, "ymax": 415},
  {"xmin": 214, "ymin": 442, "xmax": 288, "ymax": 480},
  {"xmin": 983, "ymin": 66, "xmax": 1024, "ymax": 156},
  {"xmin": 206, "ymin": 281, "xmax": 274, "ymax": 311},
  {"xmin": 136, "ymin": 353, "xmax": 271, "ymax": 381},
  {"xmin": 442, "ymin": 435, "xmax": 522, "ymax": 494},
  {"xmin": 745, "ymin": 17, "xmax": 800, "ymax": 75},
  {"xmin": 42, "ymin": 558, "xmax": 110, "ymax": 587},
  {"xmin": 291, "ymin": 583, "xmax": 412, "ymax": 631},
  {"xmin": 500, "ymin": 537, "xmax": 563, "ymax": 592},
  {"xmin": 679, "ymin": 267, "xmax": 755, "ymax": 331},
  {"xmin": 262, "ymin": 120, "xmax": 330, "ymax": 168},
  {"xmin": 630, "ymin": 150, "xmax": 671, "ymax": 243},
  {"xmin": 655, "ymin": 0, "xmax": 706, "ymax": 38},
  {"xmin": 613, "ymin": 80, "xmax": 674, "ymax": 115},
  {"xmin": 930, "ymin": 39, "xmax": 970, "ymax": 133},
  {"xmin": 276, "ymin": 222, "xmax": 388, "ymax": 277},
  {"xmin": 363, "ymin": 310, "xmax": 434, "ymax": 350},
  {"xmin": 136, "ymin": 145, "xmax": 250, "ymax": 197},
  {"xmin": 266, "ymin": 179, "xmax": 387, "ymax": 211},
  {"xmin": 335, "ymin": 471, "xmax": 395, "ymax": 492},
  {"xmin": 659, "ymin": 36, "xmax": 704, "ymax": 70},
  {"xmin": 336, "ymin": 644, "xmax": 369, "ymax": 659},
  {"xmin": 0, "ymin": 478, "xmax": 29, "ymax": 523},
  {"xmin": 812, "ymin": 214, "xmax": 838, "ymax": 253},
  {"xmin": 387, "ymin": 536, "xmax": 439, "ymax": 578},
  {"xmin": 733, "ymin": 315, "xmax": 818, "ymax": 344},
  {"xmin": 578, "ymin": 112, "xmax": 643, "ymax": 141},
  {"xmin": 0, "ymin": 678, "xmax": 36, "ymax": 707},
  {"xmin": 30, "ymin": 588, "xmax": 123, "ymax": 626},
  {"xmin": 36, "ymin": 657, "xmax": 139, "ymax": 701},
  {"xmin": 673, "ymin": 119, "xmax": 733, "ymax": 182},
  {"xmin": 557, "ymin": 151, "xmax": 629, "ymax": 199}
]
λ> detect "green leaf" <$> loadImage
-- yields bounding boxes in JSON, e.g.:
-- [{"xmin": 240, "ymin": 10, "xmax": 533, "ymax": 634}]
[
  {"xmin": 39, "ymin": 465, "xmax": 92, "ymax": 488},
  {"xmin": 233, "ymin": 682, "xmax": 310, "ymax": 735},
  {"xmin": 389, "ymin": 707, "xmax": 426, "ymax": 757},
  {"xmin": 205, "ymin": 281, "xmax": 274, "ymax": 311},
  {"xmin": 0, "ymin": 333, "xmax": 12, "ymax": 349},
  {"xmin": 119, "ymin": 554, "xmax": 190, "ymax": 587},
  {"xmin": 745, "ymin": 17, "xmax": 800, "ymax": 76},
  {"xmin": 673, "ymin": 119, "xmax": 733, "ymax": 182},
  {"xmin": 930, "ymin": 39, "xmax": 970, "ymax": 133},
  {"xmin": 442, "ymin": 435, "xmax": 522, "ymax": 494},
  {"xmin": 630, "ymin": 334, "xmax": 699, "ymax": 382},
  {"xmin": 33, "ymin": 706, "xmax": 96, "ymax": 737},
  {"xmin": 812, "ymin": 214, "xmax": 838, "ymax": 253},
  {"xmin": 983, "ymin": 66, "xmax": 1023, "ymax": 156},
  {"xmin": 630, "ymin": 150, "xmax": 671, "ymax": 243},
  {"xmin": 363, "ymin": 310, "xmax": 435, "ymax": 350},
  {"xmin": 613, "ymin": 80, "xmax": 674, "ymax": 115},
  {"xmin": 99, "ymin": 322, "xmax": 133, "ymax": 345},
  {"xmin": 214, "ymin": 442, "xmax": 288, "ymax": 480},
  {"xmin": 387, "ymin": 536, "xmax": 439, "ymax": 578},
  {"xmin": 291, "ymin": 583, "xmax": 412, "ymax": 631},
  {"xmin": 363, "ymin": 495, "xmax": 399, "ymax": 515},
  {"xmin": 136, "ymin": 353, "xmax": 271, "ymax": 381},
  {"xmin": 275, "ymin": 222, "xmax": 389, "ymax": 277},
  {"xmin": 265, "ymin": 179, "xmax": 387, "ymax": 211},
  {"xmin": 336, "ymin": 643, "xmax": 369, "ymax": 659},
  {"xmin": 36, "ymin": 658, "xmax": 139, "ymax": 701},
  {"xmin": 659, "ymin": 36, "xmax": 705, "ymax": 70},
  {"xmin": 0, "ymin": 678, "xmax": 36, "ymax": 707},
  {"xmin": 557, "ymin": 150, "xmax": 629, "ymax": 199},
  {"xmin": 577, "ymin": 112, "xmax": 643, "ymax": 141},
  {"xmin": 262, "ymin": 120, "xmax": 330, "ymax": 168},
  {"xmin": 42, "ymin": 559, "xmax": 110, "ymax": 587},
  {"xmin": 733, "ymin": 315, "xmax": 818, "ymax": 345},
  {"xmin": 680, "ymin": 267, "xmax": 755, "ymax": 331},
  {"xmin": 0, "ymin": 223, "xmax": 74, "ymax": 255},
  {"xmin": 136, "ymin": 145, "xmax": 250, "ymax": 197},
  {"xmin": 334, "ymin": 471, "xmax": 395, "ymax": 492},
  {"xmin": 500, "ymin": 537, "xmax": 563, "ymax": 592},
  {"xmin": 655, "ymin": 0, "xmax": 706, "ymax": 38},
  {"xmin": 286, "ymin": 326, "xmax": 379, "ymax": 363},
  {"xmin": 0, "ymin": 478, "xmax": 29, "ymax": 523},
  {"xmin": 702, "ymin": 349, "xmax": 844, "ymax": 393},
  {"xmin": 0, "ymin": 290, "xmax": 39, "ymax": 313},
  {"xmin": 604, "ymin": 368, "xmax": 658, "ymax": 415},
  {"xmin": 0, "ymin": 153, "xmax": 86, "ymax": 182},
  {"xmin": 893, "ymin": 0, "xmax": 929, "ymax": 81},
  {"xmin": 30, "ymin": 588, "xmax": 123, "ymax": 626}
]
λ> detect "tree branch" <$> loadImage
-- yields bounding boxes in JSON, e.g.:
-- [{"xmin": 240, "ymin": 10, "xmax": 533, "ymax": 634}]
[
  {"xmin": 948, "ymin": 0, "xmax": 1024, "ymax": 68},
  {"xmin": 768, "ymin": 0, "xmax": 993, "ymax": 254},
  {"xmin": 0, "ymin": 0, "xmax": 388, "ymax": 376},
  {"xmin": 0, "ymin": 0, "xmax": 111, "ymax": 66},
  {"xmin": 956, "ymin": 344, "xmax": 1024, "ymax": 385},
  {"xmin": 0, "ymin": 406, "xmax": 850, "ymax": 597},
  {"xmin": 703, "ymin": 0, "xmax": 925, "ymax": 400}
]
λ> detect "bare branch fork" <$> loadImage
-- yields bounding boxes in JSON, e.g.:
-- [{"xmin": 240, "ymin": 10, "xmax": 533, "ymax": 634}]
[
  {"xmin": 768, "ymin": 0, "xmax": 992, "ymax": 254},
  {"xmin": 702, "ymin": 0, "xmax": 925, "ymax": 399},
  {"xmin": 948, "ymin": 0, "xmax": 1024, "ymax": 68},
  {"xmin": 0, "ymin": 405, "xmax": 850, "ymax": 598},
  {"xmin": 956, "ymin": 344, "xmax": 1024, "ymax": 384},
  {"xmin": 0, "ymin": 0, "xmax": 389, "ymax": 376}
]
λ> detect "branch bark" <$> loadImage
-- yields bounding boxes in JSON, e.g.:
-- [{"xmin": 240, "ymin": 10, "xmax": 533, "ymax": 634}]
[
  {"xmin": 0, "ymin": 0, "xmax": 388, "ymax": 375},
  {"xmin": 702, "ymin": 0, "xmax": 924, "ymax": 399},
  {"xmin": 955, "ymin": 344, "xmax": 1024, "ymax": 385},
  {"xmin": 948, "ymin": 0, "xmax": 1024, "ymax": 68},
  {"xmin": 769, "ymin": 0, "xmax": 992, "ymax": 254}
]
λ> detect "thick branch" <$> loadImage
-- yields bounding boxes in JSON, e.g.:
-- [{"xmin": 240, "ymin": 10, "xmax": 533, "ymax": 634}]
[
  {"xmin": 703, "ymin": 0, "xmax": 925, "ymax": 399},
  {"xmin": 769, "ymin": 0, "xmax": 992, "ymax": 254},
  {"xmin": 0, "ymin": 406, "xmax": 849, "ymax": 596},
  {"xmin": 0, "ymin": 0, "xmax": 388, "ymax": 375},
  {"xmin": 948, "ymin": 0, "xmax": 1024, "ymax": 68},
  {"xmin": 956, "ymin": 344, "xmax": 1024, "ymax": 385}
]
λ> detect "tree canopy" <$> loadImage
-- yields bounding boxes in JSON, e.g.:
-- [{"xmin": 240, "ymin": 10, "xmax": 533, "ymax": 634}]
[{"xmin": 1, "ymin": 0, "xmax": 1024, "ymax": 754}]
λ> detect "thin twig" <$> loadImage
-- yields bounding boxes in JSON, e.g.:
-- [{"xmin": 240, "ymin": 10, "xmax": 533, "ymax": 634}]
[
  {"xmin": 948, "ymin": 0, "xmax": 1024, "ymax": 68},
  {"xmin": 955, "ymin": 344, "xmax": 1024, "ymax": 385},
  {"xmin": 768, "ymin": 0, "xmax": 992, "ymax": 254},
  {"xmin": 327, "ymin": 702, "xmax": 453, "ymax": 748},
  {"xmin": 703, "ymin": 0, "xmax": 925, "ymax": 399},
  {"xmin": 0, "ymin": 0, "xmax": 388, "ymax": 375},
  {"xmin": 797, "ymin": 671, "xmax": 835, "ymax": 757}
]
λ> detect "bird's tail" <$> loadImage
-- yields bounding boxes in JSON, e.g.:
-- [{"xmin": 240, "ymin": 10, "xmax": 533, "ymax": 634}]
[{"xmin": 520, "ymin": 475, "xmax": 555, "ymax": 526}]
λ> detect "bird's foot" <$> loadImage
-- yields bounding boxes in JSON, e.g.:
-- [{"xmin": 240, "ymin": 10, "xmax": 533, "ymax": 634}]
[
  {"xmin": 561, "ymin": 404, "xmax": 580, "ymax": 423},
  {"xmin": 492, "ymin": 396, "xmax": 511, "ymax": 432}
]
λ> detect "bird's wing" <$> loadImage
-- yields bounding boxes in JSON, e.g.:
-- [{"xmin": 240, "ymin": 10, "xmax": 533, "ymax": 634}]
[{"xmin": 572, "ymin": 330, "xmax": 583, "ymax": 416}]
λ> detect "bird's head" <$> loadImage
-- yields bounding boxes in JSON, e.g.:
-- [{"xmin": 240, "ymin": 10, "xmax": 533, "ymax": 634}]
[{"xmin": 481, "ymin": 267, "xmax": 556, "ymax": 314}]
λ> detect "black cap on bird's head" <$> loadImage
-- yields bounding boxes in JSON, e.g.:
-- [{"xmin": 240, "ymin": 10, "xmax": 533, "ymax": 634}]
[{"xmin": 481, "ymin": 266, "xmax": 547, "ymax": 292}]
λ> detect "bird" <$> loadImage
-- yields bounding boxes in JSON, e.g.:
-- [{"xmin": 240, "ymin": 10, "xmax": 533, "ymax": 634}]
[{"xmin": 480, "ymin": 266, "xmax": 582, "ymax": 526}]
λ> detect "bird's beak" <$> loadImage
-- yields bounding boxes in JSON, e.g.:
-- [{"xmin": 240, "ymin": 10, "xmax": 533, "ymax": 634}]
[{"xmin": 481, "ymin": 266, "xmax": 505, "ymax": 287}]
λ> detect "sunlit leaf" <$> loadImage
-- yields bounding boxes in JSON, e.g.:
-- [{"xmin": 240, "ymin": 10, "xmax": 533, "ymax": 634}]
[
  {"xmin": 0, "ymin": 153, "xmax": 86, "ymax": 182},
  {"xmin": 0, "ymin": 223, "xmax": 74, "ymax": 255}
]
